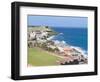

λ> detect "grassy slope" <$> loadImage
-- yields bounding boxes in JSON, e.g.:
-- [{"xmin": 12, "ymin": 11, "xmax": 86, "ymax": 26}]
[{"xmin": 28, "ymin": 48, "xmax": 61, "ymax": 66}]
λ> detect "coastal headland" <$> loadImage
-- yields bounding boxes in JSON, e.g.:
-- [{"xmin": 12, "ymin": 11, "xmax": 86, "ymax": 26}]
[{"xmin": 28, "ymin": 26, "xmax": 88, "ymax": 66}]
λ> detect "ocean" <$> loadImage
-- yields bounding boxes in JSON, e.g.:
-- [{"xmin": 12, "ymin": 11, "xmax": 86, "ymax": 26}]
[{"xmin": 51, "ymin": 27, "xmax": 88, "ymax": 52}]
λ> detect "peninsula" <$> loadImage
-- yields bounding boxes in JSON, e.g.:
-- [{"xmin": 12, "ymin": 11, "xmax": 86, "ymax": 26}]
[{"xmin": 28, "ymin": 26, "xmax": 87, "ymax": 66}]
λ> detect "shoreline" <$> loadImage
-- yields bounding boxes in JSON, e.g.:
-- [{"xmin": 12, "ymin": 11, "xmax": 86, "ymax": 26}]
[
  {"xmin": 28, "ymin": 26, "xmax": 88, "ymax": 65},
  {"xmin": 47, "ymin": 34, "xmax": 88, "ymax": 56}
]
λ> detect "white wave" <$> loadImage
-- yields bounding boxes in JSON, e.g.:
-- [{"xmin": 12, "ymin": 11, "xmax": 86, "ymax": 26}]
[
  {"xmin": 70, "ymin": 46, "xmax": 88, "ymax": 58},
  {"xmin": 47, "ymin": 35, "xmax": 55, "ymax": 40},
  {"xmin": 47, "ymin": 35, "xmax": 87, "ymax": 58},
  {"xmin": 59, "ymin": 33, "xmax": 63, "ymax": 35},
  {"xmin": 47, "ymin": 32, "xmax": 63, "ymax": 40},
  {"xmin": 53, "ymin": 40, "xmax": 60, "ymax": 44},
  {"xmin": 52, "ymin": 40, "xmax": 70, "ymax": 48},
  {"xmin": 53, "ymin": 40, "xmax": 65, "ymax": 44}
]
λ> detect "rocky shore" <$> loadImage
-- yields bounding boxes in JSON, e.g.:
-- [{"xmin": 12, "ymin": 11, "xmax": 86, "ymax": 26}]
[{"xmin": 28, "ymin": 26, "xmax": 88, "ymax": 65}]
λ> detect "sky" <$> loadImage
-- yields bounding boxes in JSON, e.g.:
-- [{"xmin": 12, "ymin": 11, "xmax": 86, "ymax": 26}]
[{"xmin": 28, "ymin": 15, "xmax": 87, "ymax": 28}]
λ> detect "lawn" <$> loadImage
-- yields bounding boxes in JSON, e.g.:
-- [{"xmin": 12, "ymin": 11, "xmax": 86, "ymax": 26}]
[{"xmin": 28, "ymin": 47, "xmax": 62, "ymax": 66}]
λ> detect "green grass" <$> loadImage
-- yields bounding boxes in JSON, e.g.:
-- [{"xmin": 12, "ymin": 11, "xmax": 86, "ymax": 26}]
[{"xmin": 28, "ymin": 47, "xmax": 61, "ymax": 66}]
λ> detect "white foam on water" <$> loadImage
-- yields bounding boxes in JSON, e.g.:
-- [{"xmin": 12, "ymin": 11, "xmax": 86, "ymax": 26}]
[
  {"xmin": 47, "ymin": 35, "xmax": 55, "ymax": 40},
  {"xmin": 70, "ymin": 46, "xmax": 88, "ymax": 58},
  {"xmin": 59, "ymin": 33, "xmax": 63, "ymax": 35},
  {"xmin": 47, "ymin": 34, "xmax": 88, "ymax": 58}
]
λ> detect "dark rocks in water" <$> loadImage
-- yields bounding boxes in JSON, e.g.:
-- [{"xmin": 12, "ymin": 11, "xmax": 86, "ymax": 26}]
[{"xmin": 73, "ymin": 59, "xmax": 79, "ymax": 64}]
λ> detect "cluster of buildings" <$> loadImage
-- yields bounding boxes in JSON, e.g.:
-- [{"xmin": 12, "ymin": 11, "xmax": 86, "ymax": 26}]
[{"xmin": 28, "ymin": 26, "xmax": 87, "ymax": 65}]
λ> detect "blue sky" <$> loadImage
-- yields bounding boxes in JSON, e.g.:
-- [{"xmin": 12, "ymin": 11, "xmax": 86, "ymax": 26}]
[{"xmin": 28, "ymin": 15, "xmax": 87, "ymax": 28}]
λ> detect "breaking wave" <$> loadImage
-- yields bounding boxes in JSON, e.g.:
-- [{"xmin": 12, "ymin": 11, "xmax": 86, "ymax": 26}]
[{"xmin": 47, "ymin": 32, "xmax": 87, "ymax": 57}]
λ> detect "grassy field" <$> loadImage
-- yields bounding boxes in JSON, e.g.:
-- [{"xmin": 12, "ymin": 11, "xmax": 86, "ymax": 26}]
[{"xmin": 28, "ymin": 47, "xmax": 62, "ymax": 66}]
